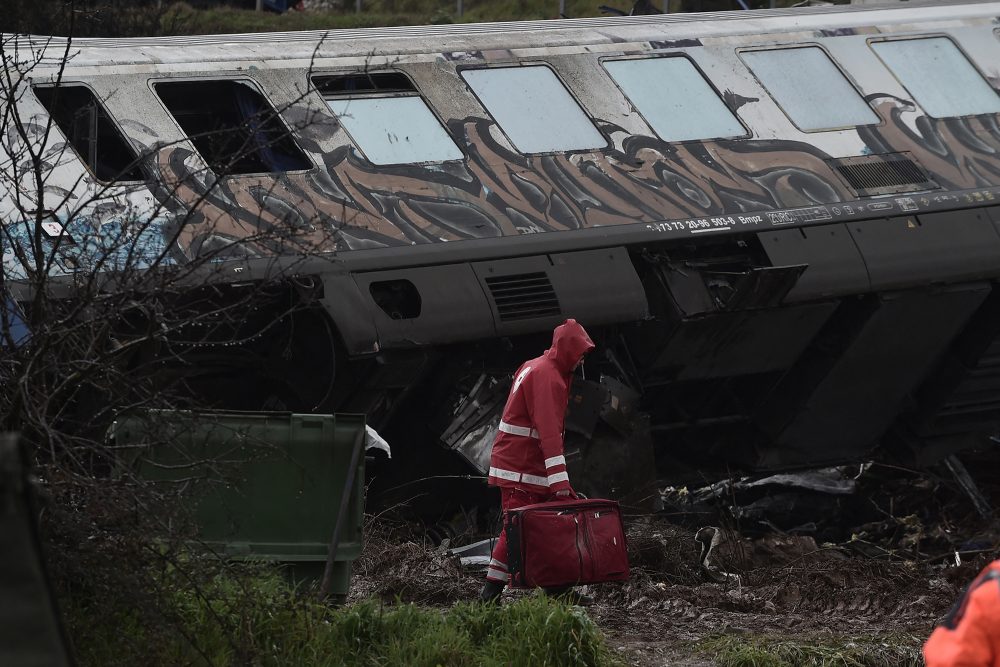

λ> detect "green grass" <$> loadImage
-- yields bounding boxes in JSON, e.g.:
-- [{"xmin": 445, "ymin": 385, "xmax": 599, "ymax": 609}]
[
  {"xmin": 64, "ymin": 564, "xmax": 620, "ymax": 667},
  {"xmin": 699, "ymin": 633, "xmax": 924, "ymax": 667}
]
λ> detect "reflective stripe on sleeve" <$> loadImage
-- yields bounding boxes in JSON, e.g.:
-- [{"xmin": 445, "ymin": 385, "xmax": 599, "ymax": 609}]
[
  {"xmin": 498, "ymin": 420, "xmax": 540, "ymax": 439},
  {"xmin": 489, "ymin": 466, "xmax": 549, "ymax": 487},
  {"xmin": 544, "ymin": 455, "xmax": 566, "ymax": 469},
  {"xmin": 489, "ymin": 559, "xmax": 507, "ymax": 571},
  {"xmin": 547, "ymin": 471, "xmax": 569, "ymax": 485}
]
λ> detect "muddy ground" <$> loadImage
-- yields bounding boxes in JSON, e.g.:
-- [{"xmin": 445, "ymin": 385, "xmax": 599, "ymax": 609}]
[{"xmin": 349, "ymin": 459, "xmax": 1000, "ymax": 666}]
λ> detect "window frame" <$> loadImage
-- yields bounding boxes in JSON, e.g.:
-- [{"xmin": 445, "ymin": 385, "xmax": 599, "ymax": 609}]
[
  {"xmin": 310, "ymin": 69, "xmax": 465, "ymax": 167},
  {"xmin": 598, "ymin": 53, "xmax": 751, "ymax": 144},
  {"xmin": 737, "ymin": 43, "xmax": 882, "ymax": 133},
  {"xmin": 457, "ymin": 61, "xmax": 610, "ymax": 156},
  {"xmin": 32, "ymin": 81, "xmax": 146, "ymax": 185},
  {"xmin": 149, "ymin": 75, "xmax": 315, "ymax": 178},
  {"xmin": 869, "ymin": 33, "xmax": 1000, "ymax": 120}
]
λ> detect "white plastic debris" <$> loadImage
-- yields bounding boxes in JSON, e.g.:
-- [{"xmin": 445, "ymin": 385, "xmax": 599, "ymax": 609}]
[{"xmin": 365, "ymin": 426, "xmax": 391, "ymax": 458}]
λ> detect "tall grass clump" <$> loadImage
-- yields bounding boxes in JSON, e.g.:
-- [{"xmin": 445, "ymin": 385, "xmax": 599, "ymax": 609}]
[
  {"xmin": 700, "ymin": 633, "xmax": 924, "ymax": 667},
  {"xmin": 454, "ymin": 596, "xmax": 613, "ymax": 666},
  {"xmin": 64, "ymin": 561, "xmax": 618, "ymax": 666}
]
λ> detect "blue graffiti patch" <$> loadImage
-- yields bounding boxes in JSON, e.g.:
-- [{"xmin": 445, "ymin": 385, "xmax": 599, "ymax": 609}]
[{"xmin": 2, "ymin": 213, "xmax": 175, "ymax": 281}]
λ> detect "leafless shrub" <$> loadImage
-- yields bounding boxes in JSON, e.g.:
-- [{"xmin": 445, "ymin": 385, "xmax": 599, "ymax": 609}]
[{"xmin": 0, "ymin": 29, "xmax": 355, "ymax": 657}]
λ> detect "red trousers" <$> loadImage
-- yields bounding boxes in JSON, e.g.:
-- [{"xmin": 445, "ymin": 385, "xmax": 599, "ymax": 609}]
[{"xmin": 485, "ymin": 487, "xmax": 549, "ymax": 584}]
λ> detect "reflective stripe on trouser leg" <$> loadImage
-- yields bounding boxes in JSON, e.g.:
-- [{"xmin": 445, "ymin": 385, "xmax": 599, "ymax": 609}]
[
  {"xmin": 486, "ymin": 487, "xmax": 551, "ymax": 583},
  {"xmin": 486, "ymin": 557, "xmax": 509, "ymax": 581},
  {"xmin": 488, "ymin": 531, "xmax": 509, "ymax": 582}
]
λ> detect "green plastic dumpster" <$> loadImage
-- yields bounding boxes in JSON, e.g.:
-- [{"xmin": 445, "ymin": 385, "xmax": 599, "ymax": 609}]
[{"xmin": 112, "ymin": 411, "xmax": 366, "ymax": 600}]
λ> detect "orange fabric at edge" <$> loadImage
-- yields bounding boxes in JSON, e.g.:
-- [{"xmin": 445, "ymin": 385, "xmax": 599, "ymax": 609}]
[{"xmin": 924, "ymin": 560, "xmax": 1000, "ymax": 667}]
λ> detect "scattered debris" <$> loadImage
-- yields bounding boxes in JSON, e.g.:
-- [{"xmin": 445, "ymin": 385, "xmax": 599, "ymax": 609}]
[
  {"xmin": 942, "ymin": 454, "xmax": 992, "ymax": 518},
  {"xmin": 350, "ymin": 459, "xmax": 999, "ymax": 666},
  {"xmin": 446, "ymin": 537, "xmax": 494, "ymax": 568},
  {"xmin": 441, "ymin": 373, "xmax": 658, "ymax": 502},
  {"xmin": 364, "ymin": 426, "xmax": 392, "ymax": 459},
  {"xmin": 694, "ymin": 526, "xmax": 741, "ymax": 585}
]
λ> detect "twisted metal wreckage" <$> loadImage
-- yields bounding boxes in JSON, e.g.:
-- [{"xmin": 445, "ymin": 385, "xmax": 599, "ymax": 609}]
[{"xmin": 4, "ymin": 0, "xmax": 1000, "ymax": 512}]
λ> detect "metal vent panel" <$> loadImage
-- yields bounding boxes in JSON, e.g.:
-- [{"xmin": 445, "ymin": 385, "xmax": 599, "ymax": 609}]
[
  {"xmin": 828, "ymin": 152, "xmax": 938, "ymax": 197},
  {"xmin": 485, "ymin": 272, "xmax": 561, "ymax": 322}
]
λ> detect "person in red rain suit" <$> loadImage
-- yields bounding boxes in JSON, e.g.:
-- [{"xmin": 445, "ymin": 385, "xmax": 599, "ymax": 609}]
[
  {"xmin": 924, "ymin": 558, "xmax": 1000, "ymax": 667},
  {"xmin": 478, "ymin": 318, "xmax": 595, "ymax": 603}
]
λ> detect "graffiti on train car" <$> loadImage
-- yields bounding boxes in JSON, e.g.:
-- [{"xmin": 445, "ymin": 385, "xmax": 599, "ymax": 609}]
[
  {"xmin": 133, "ymin": 96, "xmax": 1000, "ymax": 263},
  {"xmin": 7, "ymin": 100, "xmax": 1000, "ymax": 281},
  {"xmin": 861, "ymin": 99, "xmax": 1000, "ymax": 190},
  {"xmin": 150, "ymin": 116, "xmax": 850, "ymax": 257}
]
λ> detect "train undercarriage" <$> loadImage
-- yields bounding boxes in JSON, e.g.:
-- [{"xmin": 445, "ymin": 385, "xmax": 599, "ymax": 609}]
[{"xmin": 143, "ymin": 217, "xmax": 1000, "ymax": 517}]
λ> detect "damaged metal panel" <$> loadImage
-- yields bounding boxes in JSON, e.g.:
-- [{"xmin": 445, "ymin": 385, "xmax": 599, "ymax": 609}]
[
  {"xmin": 547, "ymin": 248, "xmax": 648, "ymax": 324},
  {"xmin": 441, "ymin": 373, "xmax": 656, "ymax": 501},
  {"xmin": 848, "ymin": 210, "xmax": 1000, "ymax": 291},
  {"xmin": 886, "ymin": 286, "xmax": 1000, "ymax": 464},
  {"xmin": 320, "ymin": 271, "xmax": 381, "ymax": 355},
  {"xmin": 440, "ymin": 374, "xmax": 509, "ymax": 474},
  {"xmin": 660, "ymin": 261, "xmax": 806, "ymax": 315},
  {"xmin": 757, "ymin": 284, "xmax": 991, "ymax": 467},
  {"xmin": 759, "ymin": 224, "xmax": 870, "ymax": 301},
  {"xmin": 352, "ymin": 263, "xmax": 496, "ymax": 348},
  {"xmin": 652, "ymin": 302, "xmax": 838, "ymax": 380}
]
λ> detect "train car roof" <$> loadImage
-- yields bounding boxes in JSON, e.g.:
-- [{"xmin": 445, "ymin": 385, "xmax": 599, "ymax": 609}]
[{"xmin": 7, "ymin": 0, "xmax": 1000, "ymax": 70}]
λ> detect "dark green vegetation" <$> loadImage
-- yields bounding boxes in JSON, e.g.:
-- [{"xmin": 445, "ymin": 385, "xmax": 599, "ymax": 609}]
[
  {"xmin": 700, "ymin": 633, "xmax": 924, "ymax": 667},
  {"xmin": 63, "ymin": 564, "xmax": 619, "ymax": 667},
  {"xmin": 11, "ymin": 0, "xmax": 813, "ymax": 37},
  {"xmin": 167, "ymin": 0, "xmax": 612, "ymax": 33}
]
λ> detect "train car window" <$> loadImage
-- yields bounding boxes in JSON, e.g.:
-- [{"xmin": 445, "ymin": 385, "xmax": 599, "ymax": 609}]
[
  {"xmin": 871, "ymin": 37, "xmax": 1000, "ymax": 118},
  {"xmin": 461, "ymin": 66, "xmax": 606, "ymax": 154},
  {"xmin": 32, "ymin": 85, "xmax": 143, "ymax": 183},
  {"xmin": 154, "ymin": 80, "xmax": 311, "ymax": 175},
  {"xmin": 741, "ymin": 47, "xmax": 879, "ymax": 132},
  {"xmin": 603, "ymin": 57, "xmax": 745, "ymax": 142},
  {"xmin": 314, "ymin": 72, "xmax": 462, "ymax": 165},
  {"xmin": 315, "ymin": 72, "xmax": 414, "ymax": 94}
]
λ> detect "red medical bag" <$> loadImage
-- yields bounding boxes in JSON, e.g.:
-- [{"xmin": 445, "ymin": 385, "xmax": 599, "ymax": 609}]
[{"xmin": 504, "ymin": 498, "xmax": 629, "ymax": 588}]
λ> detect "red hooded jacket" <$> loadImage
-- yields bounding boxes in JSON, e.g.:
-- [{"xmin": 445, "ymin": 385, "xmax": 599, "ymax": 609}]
[
  {"xmin": 488, "ymin": 319, "xmax": 595, "ymax": 495},
  {"xmin": 925, "ymin": 559, "xmax": 1000, "ymax": 667}
]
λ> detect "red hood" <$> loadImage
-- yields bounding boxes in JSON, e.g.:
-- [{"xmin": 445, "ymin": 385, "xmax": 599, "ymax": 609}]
[{"xmin": 544, "ymin": 319, "xmax": 595, "ymax": 374}]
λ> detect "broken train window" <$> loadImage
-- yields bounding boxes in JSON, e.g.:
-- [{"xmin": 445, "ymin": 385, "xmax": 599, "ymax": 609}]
[
  {"xmin": 154, "ymin": 79, "xmax": 312, "ymax": 175},
  {"xmin": 33, "ymin": 84, "xmax": 144, "ymax": 183},
  {"xmin": 313, "ymin": 71, "xmax": 463, "ymax": 165},
  {"xmin": 461, "ymin": 65, "xmax": 607, "ymax": 154}
]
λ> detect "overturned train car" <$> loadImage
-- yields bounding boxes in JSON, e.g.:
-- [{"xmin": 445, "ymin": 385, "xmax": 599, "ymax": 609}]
[{"xmin": 6, "ymin": 1, "xmax": 1000, "ymax": 498}]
